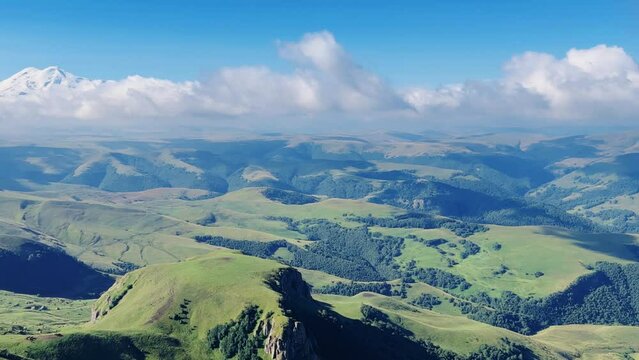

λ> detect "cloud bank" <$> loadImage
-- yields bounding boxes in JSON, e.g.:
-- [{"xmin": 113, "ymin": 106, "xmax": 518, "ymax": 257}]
[
  {"xmin": 0, "ymin": 31, "xmax": 638, "ymax": 130},
  {"xmin": 405, "ymin": 44, "xmax": 639, "ymax": 124}
]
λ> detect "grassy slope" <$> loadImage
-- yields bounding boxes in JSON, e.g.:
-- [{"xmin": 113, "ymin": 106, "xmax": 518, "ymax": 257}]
[
  {"xmin": 89, "ymin": 250, "xmax": 288, "ymax": 359},
  {"xmin": 3, "ymin": 185, "xmax": 637, "ymax": 300},
  {"xmin": 0, "ymin": 191, "xmax": 217, "ymax": 271},
  {"xmin": 389, "ymin": 225, "xmax": 638, "ymax": 297},
  {"xmin": 0, "ymin": 291, "xmax": 92, "ymax": 335},
  {"xmin": 533, "ymin": 325, "xmax": 639, "ymax": 359},
  {"xmin": 317, "ymin": 292, "xmax": 639, "ymax": 358},
  {"xmin": 2, "ymin": 250, "xmax": 289, "ymax": 359},
  {"xmin": 117, "ymin": 187, "xmax": 638, "ymax": 298},
  {"xmin": 316, "ymin": 292, "xmax": 523, "ymax": 355},
  {"xmin": 2, "ymin": 186, "xmax": 639, "ymax": 357},
  {"xmin": 137, "ymin": 187, "xmax": 398, "ymax": 232},
  {"xmin": 1, "ymin": 239, "xmax": 637, "ymax": 359}
]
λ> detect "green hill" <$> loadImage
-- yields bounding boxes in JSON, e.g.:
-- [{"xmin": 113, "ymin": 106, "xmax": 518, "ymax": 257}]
[
  {"xmin": 1, "ymin": 249, "xmax": 639, "ymax": 359},
  {"xmin": 2, "ymin": 134, "xmax": 639, "ymax": 358},
  {"xmin": 0, "ymin": 251, "xmax": 293, "ymax": 359}
]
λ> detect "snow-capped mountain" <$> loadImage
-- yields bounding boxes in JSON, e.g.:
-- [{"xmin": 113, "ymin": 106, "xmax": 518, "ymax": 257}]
[{"xmin": 0, "ymin": 66, "xmax": 98, "ymax": 97}]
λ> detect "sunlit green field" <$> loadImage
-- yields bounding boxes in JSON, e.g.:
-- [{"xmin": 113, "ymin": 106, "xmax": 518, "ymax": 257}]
[
  {"xmin": 0, "ymin": 291, "xmax": 92, "ymax": 335},
  {"xmin": 2, "ymin": 185, "xmax": 639, "ymax": 358},
  {"xmin": 533, "ymin": 324, "xmax": 639, "ymax": 359},
  {"xmin": 390, "ymin": 225, "xmax": 638, "ymax": 297}
]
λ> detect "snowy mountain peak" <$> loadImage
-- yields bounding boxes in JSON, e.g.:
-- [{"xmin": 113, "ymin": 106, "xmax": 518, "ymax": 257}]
[{"xmin": 0, "ymin": 66, "xmax": 96, "ymax": 96}]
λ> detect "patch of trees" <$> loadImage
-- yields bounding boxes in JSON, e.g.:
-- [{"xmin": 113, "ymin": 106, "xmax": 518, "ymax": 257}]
[
  {"xmin": 103, "ymin": 261, "xmax": 139, "ymax": 275},
  {"xmin": 194, "ymin": 235, "xmax": 288, "ymax": 258},
  {"xmin": 492, "ymin": 265, "xmax": 509, "ymax": 276},
  {"xmin": 170, "ymin": 299, "xmax": 192, "ymax": 325},
  {"xmin": 414, "ymin": 238, "xmax": 458, "ymax": 265},
  {"xmin": 594, "ymin": 209, "xmax": 639, "ymax": 233},
  {"xmin": 452, "ymin": 294, "xmax": 540, "ymax": 335},
  {"xmin": 264, "ymin": 216, "xmax": 299, "ymax": 232},
  {"xmin": 348, "ymin": 213, "xmax": 487, "ymax": 238},
  {"xmin": 19, "ymin": 200, "xmax": 36, "ymax": 210},
  {"xmin": 314, "ymin": 281, "xmax": 393, "ymax": 296},
  {"xmin": 315, "ymin": 175, "xmax": 374, "ymax": 199},
  {"xmin": 454, "ymin": 262, "xmax": 639, "ymax": 334},
  {"xmin": 348, "ymin": 213, "xmax": 440, "ymax": 229},
  {"xmin": 403, "ymin": 261, "xmax": 471, "ymax": 290},
  {"xmin": 394, "ymin": 282, "xmax": 409, "ymax": 298},
  {"xmin": 369, "ymin": 179, "xmax": 515, "ymax": 218},
  {"xmin": 356, "ymin": 170, "xmax": 416, "ymax": 181},
  {"xmin": 467, "ymin": 338, "xmax": 536, "ymax": 360},
  {"xmin": 419, "ymin": 238, "xmax": 448, "ymax": 247},
  {"xmin": 479, "ymin": 205, "xmax": 600, "ymax": 232},
  {"xmin": 442, "ymin": 222, "xmax": 488, "ymax": 238},
  {"xmin": 413, "ymin": 268, "xmax": 471, "ymax": 290},
  {"xmin": 541, "ymin": 262, "xmax": 639, "ymax": 326},
  {"xmin": 99, "ymin": 159, "xmax": 170, "ymax": 192},
  {"xmin": 410, "ymin": 293, "xmax": 442, "ymax": 310},
  {"xmin": 195, "ymin": 220, "xmax": 404, "ymax": 281},
  {"xmin": 262, "ymin": 188, "xmax": 318, "ymax": 205},
  {"xmin": 196, "ymin": 213, "xmax": 217, "ymax": 226},
  {"xmin": 293, "ymin": 173, "xmax": 373, "ymax": 199},
  {"xmin": 290, "ymin": 246, "xmax": 384, "ymax": 281},
  {"xmin": 207, "ymin": 305, "xmax": 264, "ymax": 360},
  {"xmin": 195, "ymin": 235, "xmax": 383, "ymax": 281},
  {"xmin": 360, "ymin": 304, "xmax": 412, "ymax": 337},
  {"xmin": 458, "ymin": 240, "xmax": 481, "ymax": 259},
  {"xmin": 109, "ymin": 284, "xmax": 133, "ymax": 309},
  {"xmin": 288, "ymin": 220, "xmax": 404, "ymax": 281}
]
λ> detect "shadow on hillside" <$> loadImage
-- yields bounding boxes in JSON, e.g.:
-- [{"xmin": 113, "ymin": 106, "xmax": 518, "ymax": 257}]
[
  {"xmin": 0, "ymin": 238, "xmax": 114, "ymax": 299},
  {"xmin": 287, "ymin": 298, "xmax": 449, "ymax": 360},
  {"xmin": 537, "ymin": 227, "xmax": 639, "ymax": 262},
  {"xmin": 266, "ymin": 268, "xmax": 454, "ymax": 360}
]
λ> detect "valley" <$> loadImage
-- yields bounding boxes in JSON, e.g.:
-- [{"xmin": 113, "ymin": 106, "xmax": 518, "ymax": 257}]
[{"xmin": 1, "ymin": 132, "xmax": 639, "ymax": 359}]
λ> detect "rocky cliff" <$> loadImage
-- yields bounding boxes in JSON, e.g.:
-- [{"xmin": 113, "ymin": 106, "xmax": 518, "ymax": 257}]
[{"xmin": 264, "ymin": 268, "xmax": 318, "ymax": 360}]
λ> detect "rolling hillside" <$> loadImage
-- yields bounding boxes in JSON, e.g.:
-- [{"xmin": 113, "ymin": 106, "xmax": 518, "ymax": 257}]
[{"xmin": 1, "ymin": 133, "xmax": 639, "ymax": 359}]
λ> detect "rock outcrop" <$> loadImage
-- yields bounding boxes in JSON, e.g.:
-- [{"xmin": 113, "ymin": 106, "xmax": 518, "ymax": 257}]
[
  {"xmin": 262, "ymin": 318, "xmax": 317, "ymax": 360},
  {"xmin": 263, "ymin": 268, "xmax": 318, "ymax": 360}
]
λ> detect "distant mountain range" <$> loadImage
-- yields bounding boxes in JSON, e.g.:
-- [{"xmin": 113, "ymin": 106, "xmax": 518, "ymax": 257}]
[{"xmin": 2, "ymin": 132, "xmax": 639, "ymax": 232}]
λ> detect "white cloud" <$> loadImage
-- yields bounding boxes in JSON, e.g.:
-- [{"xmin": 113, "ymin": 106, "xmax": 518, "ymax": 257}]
[
  {"xmin": 0, "ymin": 32, "xmax": 638, "ymax": 130},
  {"xmin": 405, "ymin": 44, "xmax": 639, "ymax": 124},
  {"xmin": 276, "ymin": 31, "xmax": 406, "ymax": 112}
]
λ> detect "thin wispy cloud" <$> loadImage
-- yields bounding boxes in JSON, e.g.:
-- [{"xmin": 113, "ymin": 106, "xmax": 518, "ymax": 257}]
[{"xmin": 0, "ymin": 31, "xmax": 637, "ymax": 130}]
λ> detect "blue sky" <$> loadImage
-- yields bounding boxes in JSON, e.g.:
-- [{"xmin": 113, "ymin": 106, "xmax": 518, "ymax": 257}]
[
  {"xmin": 1, "ymin": 1, "xmax": 639, "ymax": 131},
  {"xmin": 1, "ymin": 0, "xmax": 637, "ymax": 86}
]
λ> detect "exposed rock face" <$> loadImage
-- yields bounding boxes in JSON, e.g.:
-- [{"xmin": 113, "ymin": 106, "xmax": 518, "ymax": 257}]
[
  {"xmin": 263, "ymin": 318, "xmax": 317, "ymax": 360},
  {"xmin": 271, "ymin": 267, "xmax": 313, "ymax": 300},
  {"xmin": 264, "ymin": 268, "xmax": 318, "ymax": 360}
]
